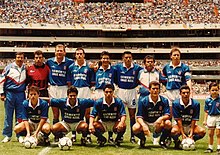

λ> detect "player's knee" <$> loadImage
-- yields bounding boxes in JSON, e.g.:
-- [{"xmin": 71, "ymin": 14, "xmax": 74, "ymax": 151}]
[
  {"xmin": 171, "ymin": 128, "xmax": 179, "ymax": 135},
  {"xmin": 42, "ymin": 126, "xmax": 51, "ymax": 134},
  {"xmin": 132, "ymin": 123, "xmax": 140, "ymax": 134},
  {"xmin": 78, "ymin": 122, "xmax": 88, "ymax": 132},
  {"xmin": 14, "ymin": 125, "xmax": 20, "ymax": 133}
]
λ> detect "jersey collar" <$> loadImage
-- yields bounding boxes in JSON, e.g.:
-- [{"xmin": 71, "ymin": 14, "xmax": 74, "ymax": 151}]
[
  {"xmin": 54, "ymin": 57, "xmax": 66, "ymax": 64},
  {"xmin": 75, "ymin": 61, "xmax": 86, "ymax": 67},
  {"xmin": 144, "ymin": 67, "xmax": 155, "ymax": 73},
  {"xmin": 28, "ymin": 99, "xmax": 40, "ymax": 109},
  {"xmin": 169, "ymin": 61, "xmax": 182, "ymax": 68},
  {"xmin": 123, "ymin": 63, "xmax": 134, "ymax": 69},
  {"xmin": 66, "ymin": 98, "xmax": 78, "ymax": 108},
  {"xmin": 103, "ymin": 97, "xmax": 115, "ymax": 107},
  {"xmin": 180, "ymin": 97, "xmax": 192, "ymax": 108},
  {"xmin": 100, "ymin": 65, "xmax": 110, "ymax": 71},
  {"xmin": 149, "ymin": 95, "xmax": 161, "ymax": 105}
]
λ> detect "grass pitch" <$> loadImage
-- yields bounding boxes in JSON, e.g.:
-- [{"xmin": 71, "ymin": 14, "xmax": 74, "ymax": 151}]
[{"xmin": 0, "ymin": 100, "xmax": 216, "ymax": 155}]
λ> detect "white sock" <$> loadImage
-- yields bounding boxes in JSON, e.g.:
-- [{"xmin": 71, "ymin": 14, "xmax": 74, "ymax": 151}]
[
  {"xmin": 217, "ymin": 145, "xmax": 220, "ymax": 150},
  {"xmin": 209, "ymin": 145, "xmax": 213, "ymax": 150}
]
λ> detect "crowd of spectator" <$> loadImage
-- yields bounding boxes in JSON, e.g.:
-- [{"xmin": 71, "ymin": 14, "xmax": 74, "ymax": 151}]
[{"xmin": 0, "ymin": 0, "xmax": 219, "ymax": 25}]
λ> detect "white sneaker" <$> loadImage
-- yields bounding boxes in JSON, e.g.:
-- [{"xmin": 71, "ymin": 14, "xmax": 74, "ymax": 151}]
[
  {"xmin": 18, "ymin": 136, "xmax": 24, "ymax": 143},
  {"xmin": 153, "ymin": 137, "xmax": 159, "ymax": 145},
  {"xmin": 1, "ymin": 136, "xmax": 11, "ymax": 143}
]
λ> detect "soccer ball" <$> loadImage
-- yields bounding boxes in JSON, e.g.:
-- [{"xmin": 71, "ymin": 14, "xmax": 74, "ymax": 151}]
[
  {"xmin": 181, "ymin": 138, "xmax": 195, "ymax": 151},
  {"xmin": 58, "ymin": 137, "xmax": 72, "ymax": 150},
  {"xmin": 23, "ymin": 137, "xmax": 37, "ymax": 149}
]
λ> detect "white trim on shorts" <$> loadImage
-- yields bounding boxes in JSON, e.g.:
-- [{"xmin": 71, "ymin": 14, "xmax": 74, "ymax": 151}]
[
  {"xmin": 48, "ymin": 85, "xmax": 68, "ymax": 98},
  {"xmin": 207, "ymin": 115, "xmax": 220, "ymax": 129}
]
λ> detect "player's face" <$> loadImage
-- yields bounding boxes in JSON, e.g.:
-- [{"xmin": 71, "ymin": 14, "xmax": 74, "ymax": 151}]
[
  {"xmin": 149, "ymin": 84, "xmax": 160, "ymax": 97},
  {"xmin": 180, "ymin": 89, "xmax": 190, "ymax": 100},
  {"xmin": 170, "ymin": 51, "xmax": 180, "ymax": 62},
  {"xmin": 104, "ymin": 88, "xmax": 114, "ymax": 99},
  {"xmin": 55, "ymin": 46, "xmax": 66, "ymax": 59},
  {"xmin": 28, "ymin": 90, "xmax": 39, "ymax": 104},
  {"xmin": 75, "ymin": 50, "xmax": 85, "ymax": 61},
  {"xmin": 34, "ymin": 54, "xmax": 44, "ymax": 66},
  {"xmin": 123, "ymin": 54, "xmax": 133, "ymax": 66},
  {"xmin": 210, "ymin": 86, "xmax": 219, "ymax": 99},
  {"xmin": 15, "ymin": 54, "xmax": 24, "ymax": 67},
  {"xmin": 101, "ymin": 55, "xmax": 110, "ymax": 66},
  {"xmin": 68, "ymin": 92, "xmax": 77, "ymax": 105},
  {"xmin": 144, "ymin": 58, "xmax": 154, "ymax": 70}
]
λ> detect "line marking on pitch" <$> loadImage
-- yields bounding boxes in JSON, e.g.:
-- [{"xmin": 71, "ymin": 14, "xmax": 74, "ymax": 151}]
[{"xmin": 38, "ymin": 147, "xmax": 51, "ymax": 155}]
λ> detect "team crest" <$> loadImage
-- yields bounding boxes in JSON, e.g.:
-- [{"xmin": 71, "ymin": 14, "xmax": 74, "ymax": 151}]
[
  {"xmin": 109, "ymin": 73, "xmax": 112, "ymax": 78},
  {"xmin": 114, "ymin": 107, "xmax": 117, "ymax": 111},
  {"xmin": 76, "ymin": 108, "xmax": 80, "ymax": 112},
  {"xmin": 159, "ymin": 106, "xmax": 162, "ymax": 110},
  {"xmin": 190, "ymin": 109, "xmax": 193, "ymax": 114},
  {"xmin": 64, "ymin": 66, "xmax": 67, "ymax": 70},
  {"xmin": 216, "ymin": 102, "xmax": 220, "ymax": 107},
  {"xmin": 38, "ymin": 110, "xmax": 41, "ymax": 114},
  {"xmin": 84, "ymin": 69, "xmax": 88, "ymax": 73},
  {"xmin": 178, "ymin": 71, "xmax": 182, "ymax": 75},
  {"xmin": 133, "ymin": 71, "xmax": 135, "ymax": 75}
]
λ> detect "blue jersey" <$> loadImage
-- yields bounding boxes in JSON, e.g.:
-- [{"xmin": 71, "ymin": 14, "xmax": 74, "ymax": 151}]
[
  {"xmin": 114, "ymin": 63, "xmax": 142, "ymax": 89},
  {"xmin": 50, "ymin": 98, "xmax": 95, "ymax": 123},
  {"xmin": 204, "ymin": 96, "xmax": 220, "ymax": 116},
  {"xmin": 95, "ymin": 65, "xmax": 116, "ymax": 89},
  {"xmin": 162, "ymin": 62, "xmax": 191, "ymax": 90},
  {"xmin": 67, "ymin": 61, "xmax": 94, "ymax": 87},
  {"xmin": 90, "ymin": 97, "xmax": 126, "ymax": 122},
  {"xmin": 0, "ymin": 62, "xmax": 26, "ymax": 94},
  {"xmin": 172, "ymin": 98, "xmax": 200, "ymax": 126},
  {"xmin": 46, "ymin": 57, "xmax": 73, "ymax": 86},
  {"xmin": 137, "ymin": 95, "xmax": 170, "ymax": 123},
  {"xmin": 22, "ymin": 99, "xmax": 49, "ymax": 123}
]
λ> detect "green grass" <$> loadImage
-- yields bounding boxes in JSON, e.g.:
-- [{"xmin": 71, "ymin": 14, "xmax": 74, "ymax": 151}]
[{"xmin": 0, "ymin": 100, "xmax": 216, "ymax": 155}]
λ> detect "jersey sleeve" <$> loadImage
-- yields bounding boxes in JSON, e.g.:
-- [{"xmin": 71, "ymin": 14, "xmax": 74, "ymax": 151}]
[
  {"xmin": 192, "ymin": 100, "xmax": 200, "ymax": 120},
  {"xmin": 172, "ymin": 102, "xmax": 181, "ymax": 120},
  {"xmin": 21, "ymin": 101, "xmax": 28, "ymax": 121},
  {"xmin": 66, "ymin": 64, "xmax": 73, "ymax": 83},
  {"xmin": 90, "ymin": 101, "xmax": 99, "ymax": 118},
  {"xmin": 40, "ymin": 100, "xmax": 49, "ymax": 119},
  {"xmin": 184, "ymin": 65, "xmax": 191, "ymax": 81},
  {"xmin": 204, "ymin": 98, "xmax": 210, "ymax": 113},
  {"xmin": 136, "ymin": 98, "xmax": 144, "ymax": 118},
  {"xmin": 0, "ymin": 65, "xmax": 10, "ymax": 94},
  {"xmin": 84, "ymin": 98, "xmax": 95, "ymax": 108},
  {"xmin": 163, "ymin": 98, "xmax": 170, "ymax": 115},
  {"xmin": 50, "ymin": 98, "xmax": 62, "ymax": 108},
  {"xmin": 118, "ymin": 99, "xmax": 126, "ymax": 116}
]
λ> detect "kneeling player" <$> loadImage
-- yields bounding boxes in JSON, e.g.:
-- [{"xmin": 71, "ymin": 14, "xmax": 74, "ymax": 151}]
[
  {"xmin": 89, "ymin": 84, "xmax": 126, "ymax": 147},
  {"xmin": 50, "ymin": 86, "xmax": 95, "ymax": 146},
  {"xmin": 171, "ymin": 85, "xmax": 206, "ymax": 149},
  {"xmin": 14, "ymin": 86, "xmax": 50, "ymax": 145},
  {"xmin": 132, "ymin": 81, "xmax": 172, "ymax": 148}
]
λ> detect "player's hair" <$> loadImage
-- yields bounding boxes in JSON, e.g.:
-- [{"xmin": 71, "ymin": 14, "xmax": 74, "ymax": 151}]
[
  {"xmin": 28, "ymin": 86, "xmax": 40, "ymax": 95},
  {"xmin": 75, "ymin": 47, "xmax": 85, "ymax": 54},
  {"xmin": 55, "ymin": 44, "xmax": 66, "ymax": 52},
  {"xmin": 15, "ymin": 52, "xmax": 24, "ymax": 56},
  {"xmin": 149, "ymin": 81, "xmax": 160, "ymax": 89},
  {"xmin": 67, "ymin": 86, "xmax": 78, "ymax": 95},
  {"xmin": 34, "ymin": 50, "xmax": 43, "ymax": 56},
  {"xmin": 209, "ymin": 82, "xmax": 219, "ymax": 90},
  {"xmin": 100, "ymin": 51, "xmax": 110, "ymax": 58},
  {"xmin": 170, "ymin": 47, "xmax": 181, "ymax": 56},
  {"xmin": 103, "ymin": 84, "xmax": 115, "ymax": 91},
  {"xmin": 123, "ymin": 51, "xmax": 132, "ymax": 57},
  {"xmin": 143, "ymin": 55, "xmax": 155, "ymax": 64},
  {"xmin": 179, "ymin": 85, "xmax": 190, "ymax": 93}
]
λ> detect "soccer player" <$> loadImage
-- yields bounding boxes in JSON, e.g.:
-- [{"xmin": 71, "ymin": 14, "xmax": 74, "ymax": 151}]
[
  {"xmin": 89, "ymin": 84, "xmax": 126, "ymax": 147},
  {"xmin": 50, "ymin": 86, "xmax": 95, "ymax": 146},
  {"xmin": 0, "ymin": 52, "xmax": 26, "ymax": 143},
  {"xmin": 27, "ymin": 50, "xmax": 49, "ymax": 97},
  {"xmin": 67, "ymin": 47, "xmax": 94, "ymax": 143},
  {"xmin": 46, "ymin": 44, "xmax": 73, "ymax": 141},
  {"xmin": 114, "ymin": 51, "xmax": 142, "ymax": 143},
  {"xmin": 171, "ymin": 85, "xmax": 206, "ymax": 150},
  {"xmin": 14, "ymin": 86, "xmax": 50, "ymax": 145},
  {"xmin": 162, "ymin": 47, "xmax": 192, "ymax": 103},
  {"xmin": 203, "ymin": 82, "xmax": 220, "ymax": 153},
  {"xmin": 133, "ymin": 81, "xmax": 171, "ymax": 148}
]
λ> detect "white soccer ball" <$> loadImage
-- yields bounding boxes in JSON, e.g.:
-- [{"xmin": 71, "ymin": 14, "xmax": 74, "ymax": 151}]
[
  {"xmin": 23, "ymin": 137, "xmax": 37, "ymax": 149},
  {"xmin": 181, "ymin": 138, "xmax": 195, "ymax": 151},
  {"xmin": 58, "ymin": 137, "xmax": 72, "ymax": 150}
]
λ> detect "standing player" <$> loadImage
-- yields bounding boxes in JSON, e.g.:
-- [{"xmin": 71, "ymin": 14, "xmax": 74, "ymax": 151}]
[
  {"xmin": 46, "ymin": 44, "xmax": 73, "ymax": 141},
  {"xmin": 50, "ymin": 86, "xmax": 95, "ymax": 146},
  {"xmin": 27, "ymin": 50, "xmax": 49, "ymax": 97},
  {"xmin": 0, "ymin": 52, "xmax": 26, "ymax": 143},
  {"xmin": 14, "ymin": 86, "xmax": 50, "ymax": 145},
  {"xmin": 162, "ymin": 47, "xmax": 192, "ymax": 103},
  {"xmin": 171, "ymin": 85, "xmax": 206, "ymax": 149},
  {"xmin": 133, "ymin": 81, "xmax": 171, "ymax": 148},
  {"xmin": 114, "ymin": 51, "xmax": 142, "ymax": 143},
  {"xmin": 203, "ymin": 82, "xmax": 220, "ymax": 153},
  {"xmin": 67, "ymin": 47, "xmax": 94, "ymax": 143},
  {"xmin": 89, "ymin": 84, "xmax": 126, "ymax": 147}
]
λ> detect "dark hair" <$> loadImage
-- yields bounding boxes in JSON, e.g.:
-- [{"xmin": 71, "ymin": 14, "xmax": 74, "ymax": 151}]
[
  {"xmin": 123, "ymin": 51, "xmax": 132, "ymax": 57},
  {"xmin": 103, "ymin": 84, "xmax": 115, "ymax": 91},
  {"xmin": 55, "ymin": 44, "xmax": 66, "ymax": 52},
  {"xmin": 209, "ymin": 82, "xmax": 219, "ymax": 90},
  {"xmin": 170, "ymin": 47, "xmax": 181, "ymax": 56},
  {"xmin": 100, "ymin": 51, "xmax": 110, "ymax": 58},
  {"xmin": 67, "ymin": 86, "xmax": 78, "ymax": 95},
  {"xmin": 15, "ymin": 52, "xmax": 24, "ymax": 56},
  {"xmin": 149, "ymin": 81, "xmax": 160, "ymax": 89},
  {"xmin": 28, "ymin": 86, "xmax": 40, "ymax": 95},
  {"xmin": 143, "ymin": 55, "xmax": 155, "ymax": 64},
  {"xmin": 75, "ymin": 47, "xmax": 85, "ymax": 54},
  {"xmin": 179, "ymin": 85, "xmax": 190, "ymax": 93},
  {"xmin": 34, "ymin": 50, "xmax": 43, "ymax": 56}
]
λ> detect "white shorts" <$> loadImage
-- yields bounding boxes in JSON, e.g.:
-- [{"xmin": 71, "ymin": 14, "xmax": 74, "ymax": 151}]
[
  {"xmin": 144, "ymin": 121, "xmax": 156, "ymax": 133},
  {"xmin": 116, "ymin": 88, "xmax": 137, "ymax": 109},
  {"xmin": 173, "ymin": 121, "xmax": 191, "ymax": 135},
  {"xmin": 100, "ymin": 121, "xmax": 116, "ymax": 132},
  {"xmin": 93, "ymin": 89, "xmax": 104, "ymax": 100},
  {"xmin": 207, "ymin": 115, "xmax": 220, "ymax": 129},
  {"xmin": 60, "ymin": 120, "xmax": 84, "ymax": 132},
  {"xmin": 48, "ymin": 85, "xmax": 68, "ymax": 98},
  {"xmin": 163, "ymin": 89, "xmax": 180, "ymax": 106},
  {"xmin": 76, "ymin": 87, "xmax": 91, "ymax": 99},
  {"xmin": 28, "ymin": 119, "xmax": 49, "ymax": 132}
]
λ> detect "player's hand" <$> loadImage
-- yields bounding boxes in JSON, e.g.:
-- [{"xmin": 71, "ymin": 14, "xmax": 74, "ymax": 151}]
[
  {"xmin": 203, "ymin": 121, "xmax": 207, "ymax": 126},
  {"xmin": 0, "ymin": 94, "xmax": 5, "ymax": 101},
  {"xmin": 116, "ymin": 121, "xmax": 124, "ymax": 131},
  {"xmin": 155, "ymin": 117, "xmax": 163, "ymax": 125},
  {"xmin": 89, "ymin": 124, "xmax": 95, "ymax": 134},
  {"xmin": 182, "ymin": 134, "xmax": 187, "ymax": 139}
]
